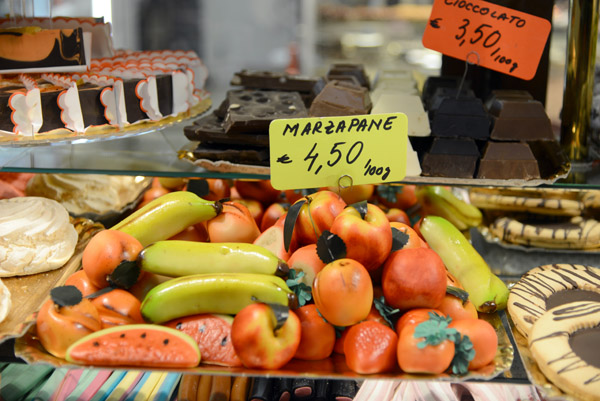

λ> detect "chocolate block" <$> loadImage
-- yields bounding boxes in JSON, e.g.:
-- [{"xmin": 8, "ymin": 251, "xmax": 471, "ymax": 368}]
[
  {"xmin": 426, "ymin": 87, "xmax": 476, "ymax": 117},
  {"xmin": 192, "ymin": 142, "xmax": 270, "ymax": 166},
  {"xmin": 230, "ymin": 69, "xmax": 321, "ymax": 93},
  {"xmin": 477, "ymin": 141, "xmax": 541, "ymax": 180},
  {"xmin": 326, "ymin": 74, "xmax": 362, "ymax": 88},
  {"xmin": 422, "ymin": 154, "xmax": 479, "ymax": 178},
  {"xmin": 309, "ymin": 80, "xmax": 372, "ymax": 117},
  {"xmin": 431, "ymin": 98, "xmax": 490, "ymax": 140},
  {"xmin": 484, "ymin": 89, "xmax": 533, "ymax": 110},
  {"xmin": 326, "ymin": 63, "xmax": 370, "ymax": 89},
  {"xmin": 184, "ymin": 113, "xmax": 269, "ymax": 147},
  {"xmin": 421, "ymin": 137, "xmax": 480, "ymax": 178},
  {"xmin": 487, "ymin": 97, "xmax": 554, "ymax": 141},
  {"xmin": 223, "ymin": 89, "xmax": 307, "ymax": 134},
  {"xmin": 422, "ymin": 76, "xmax": 468, "ymax": 106}
]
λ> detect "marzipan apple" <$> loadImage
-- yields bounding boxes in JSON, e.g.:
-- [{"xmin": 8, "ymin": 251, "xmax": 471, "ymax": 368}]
[
  {"xmin": 329, "ymin": 203, "xmax": 392, "ymax": 271},
  {"xmin": 294, "ymin": 190, "xmax": 346, "ymax": 246},
  {"xmin": 231, "ymin": 303, "xmax": 301, "ymax": 370}
]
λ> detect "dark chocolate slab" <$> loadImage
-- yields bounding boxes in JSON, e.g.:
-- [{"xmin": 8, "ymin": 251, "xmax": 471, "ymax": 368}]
[
  {"xmin": 223, "ymin": 90, "xmax": 307, "ymax": 134},
  {"xmin": 421, "ymin": 154, "xmax": 478, "ymax": 178},
  {"xmin": 326, "ymin": 63, "xmax": 370, "ymax": 89},
  {"xmin": 230, "ymin": 70, "xmax": 321, "ymax": 93},
  {"xmin": 192, "ymin": 142, "xmax": 269, "ymax": 166},
  {"xmin": 185, "ymin": 113, "xmax": 269, "ymax": 147},
  {"xmin": 490, "ymin": 117, "xmax": 554, "ymax": 141},
  {"xmin": 427, "ymin": 137, "xmax": 480, "ymax": 156}
]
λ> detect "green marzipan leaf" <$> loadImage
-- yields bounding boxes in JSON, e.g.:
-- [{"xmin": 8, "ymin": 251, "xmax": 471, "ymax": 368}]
[
  {"xmin": 285, "ymin": 269, "xmax": 312, "ymax": 307},
  {"xmin": 373, "ymin": 296, "xmax": 400, "ymax": 327},
  {"xmin": 377, "ymin": 185, "xmax": 402, "ymax": 203},
  {"xmin": 414, "ymin": 312, "xmax": 457, "ymax": 349},
  {"xmin": 451, "ymin": 334, "xmax": 475, "ymax": 375}
]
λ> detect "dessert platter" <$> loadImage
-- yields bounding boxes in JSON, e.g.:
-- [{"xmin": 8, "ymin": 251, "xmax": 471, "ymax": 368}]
[{"xmin": 0, "ymin": 17, "xmax": 211, "ymax": 147}]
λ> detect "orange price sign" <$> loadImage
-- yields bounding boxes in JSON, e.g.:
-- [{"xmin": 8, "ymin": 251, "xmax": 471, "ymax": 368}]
[{"xmin": 422, "ymin": 0, "xmax": 551, "ymax": 80}]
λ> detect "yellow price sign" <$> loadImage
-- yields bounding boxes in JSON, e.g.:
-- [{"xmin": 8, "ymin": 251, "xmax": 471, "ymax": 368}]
[{"xmin": 269, "ymin": 113, "xmax": 407, "ymax": 191}]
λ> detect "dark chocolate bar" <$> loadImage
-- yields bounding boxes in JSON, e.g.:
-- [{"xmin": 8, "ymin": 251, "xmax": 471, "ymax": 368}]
[
  {"xmin": 308, "ymin": 80, "xmax": 372, "ymax": 117},
  {"xmin": 185, "ymin": 113, "xmax": 269, "ymax": 147},
  {"xmin": 326, "ymin": 63, "xmax": 370, "ymax": 89},
  {"xmin": 421, "ymin": 137, "xmax": 480, "ymax": 178},
  {"xmin": 231, "ymin": 69, "xmax": 321, "ymax": 93},
  {"xmin": 223, "ymin": 89, "xmax": 307, "ymax": 134},
  {"xmin": 477, "ymin": 141, "xmax": 541, "ymax": 180},
  {"xmin": 421, "ymin": 76, "xmax": 468, "ymax": 106},
  {"xmin": 192, "ymin": 142, "xmax": 270, "ymax": 166},
  {"xmin": 431, "ymin": 98, "xmax": 490, "ymax": 140},
  {"xmin": 484, "ymin": 89, "xmax": 533, "ymax": 111}
]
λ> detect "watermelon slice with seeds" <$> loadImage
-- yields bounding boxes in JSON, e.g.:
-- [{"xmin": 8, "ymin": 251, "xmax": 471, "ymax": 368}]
[
  {"xmin": 65, "ymin": 324, "xmax": 200, "ymax": 368},
  {"xmin": 164, "ymin": 314, "xmax": 241, "ymax": 367}
]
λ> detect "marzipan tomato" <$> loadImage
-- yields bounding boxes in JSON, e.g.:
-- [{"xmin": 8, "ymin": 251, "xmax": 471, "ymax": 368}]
[
  {"xmin": 395, "ymin": 308, "xmax": 444, "ymax": 335},
  {"xmin": 449, "ymin": 318, "xmax": 498, "ymax": 370},
  {"xmin": 397, "ymin": 323, "xmax": 455, "ymax": 374},
  {"xmin": 438, "ymin": 294, "xmax": 478, "ymax": 322},
  {"xmin": 64, "ymin": 270, "xmax": 100, "ymax": 297}
]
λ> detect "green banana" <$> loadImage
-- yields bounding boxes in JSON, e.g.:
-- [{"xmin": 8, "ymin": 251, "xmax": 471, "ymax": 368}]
[
  {"xmin": 419, "ymin": 215, "xmax": 508, "ymax": 313},
  {"xmin": 416, "ymin": 186, "xmax": 482, "ymax": 231},
  {"xmin": 141, "ymin": 273, "xmax": 295, "ymax": 323},
  {"xmin": 111, "ymin": 191, "xmax": 221, "ymax": 246},
  {"xmin": 138, "ymin": 240, "xmax": 289, "ymax": 277}
]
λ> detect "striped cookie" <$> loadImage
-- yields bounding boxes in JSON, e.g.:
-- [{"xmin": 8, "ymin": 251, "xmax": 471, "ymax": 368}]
[
  {"xmin": 469, "ymin": 188, "xmax": 583, "ymax": 216},
  {"xmin": 489, "ymin": 216, "xmax": 600, "ymax": 250},
  {"xmin": 508, "ymin": 264, "xmax": 600, "ymax": 339},
  {"xmin": 529, "ymin": 301, "xmax": 600, "ymax": 401}
]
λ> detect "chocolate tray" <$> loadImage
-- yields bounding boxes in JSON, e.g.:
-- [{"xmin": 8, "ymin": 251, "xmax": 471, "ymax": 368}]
[
  {"xmin": 178, "ymin": 142, "xmax": 571, "ymax": 187},
  {"xmin": 0, "ymin": 218, "xmax": 104, "ymax": 344},
  {"xmin": 14, "ymin": 310, "xmax": 513, "ymax": 382},
  {"xmin": 0, "ymin": 94, "xmax": 211, "ymax": 148}
]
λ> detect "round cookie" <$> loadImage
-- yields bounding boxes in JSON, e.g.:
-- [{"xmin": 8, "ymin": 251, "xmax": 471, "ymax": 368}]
[
  {"xmin": 529, "ymin": 301, "xmax": 600, "ymax": 401},
  {"xmin": 508, "ymin": 264, "xmax": 600, "ymax": 338}
]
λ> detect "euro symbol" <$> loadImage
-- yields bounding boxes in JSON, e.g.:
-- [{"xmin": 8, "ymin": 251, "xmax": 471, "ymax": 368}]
[{"xmin": 429, "ymin": 18, "xmax": 442, "ymax": 29}]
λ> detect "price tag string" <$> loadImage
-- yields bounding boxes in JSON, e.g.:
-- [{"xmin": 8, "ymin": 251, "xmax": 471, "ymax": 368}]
[{"xmin": 457, "ymin": 50, "xmax": 480, "ymax": 99}]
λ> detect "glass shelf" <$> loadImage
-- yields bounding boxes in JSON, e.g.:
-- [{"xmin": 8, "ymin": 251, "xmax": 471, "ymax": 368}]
[{"xmin": 1, "ymin": 120, "xmax": 599, "ymax": 189}]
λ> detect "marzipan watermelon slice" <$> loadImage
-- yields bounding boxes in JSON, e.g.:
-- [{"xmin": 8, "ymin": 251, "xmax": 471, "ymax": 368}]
[
  {"xmin": 164, "ymin": 314, "xmax": 241, "ymax": 367},
  {"xmin": 65, "ymin": 324, "xmax": 200, "ymax": 368}
]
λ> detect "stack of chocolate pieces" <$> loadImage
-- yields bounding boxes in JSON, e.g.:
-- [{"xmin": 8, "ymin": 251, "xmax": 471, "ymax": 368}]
[
  {"xmin": 477, "ymin": 90, "xmax": 559, "ymax": 180},
  {"xmin": 185, "ymin": 65, "xmax": 375, "ymax": 167},
  {"xmin": 185, "ymin": 88, "xmax": 308, "ymax": 166},
  {"xmin": 420, "ymin": 76, "xmax": 489, "ymax": 178}
]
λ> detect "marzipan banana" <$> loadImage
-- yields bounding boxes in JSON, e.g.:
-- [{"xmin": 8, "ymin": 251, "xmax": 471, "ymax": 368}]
[
  {"xmin": 141, "ymin": 273, "xmax": 295, "ymax": 323},
  {"xmin": 138, "ymin": 241, "xmax": 289, "ymax": 277},
  {"xmin": 416, "ymin": 186, "xmax": 482, "ymax": 231},
  {"xmin": 420, "ymin": 215, "xmax": 509, "ymax": 313},
  {"xmin": 111, "ymin": 191, "xmax": 221, "ymax": 246}
]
